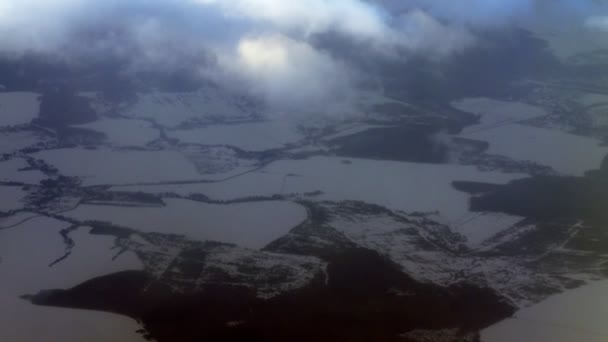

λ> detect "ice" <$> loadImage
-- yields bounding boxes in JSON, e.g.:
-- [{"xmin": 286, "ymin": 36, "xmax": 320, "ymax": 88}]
[
  {"xmin": 115, "ymin": 157, "xmax": 524, "ymax": 245},
  {"xmin": 0, "ymin": 185, "xmax": 28, "ymax": 212},
  {"xmin": 465, "ymin": 123, "xmax": 608, "ymax": 176},
  {"xmin": 453, "ymin": 97, "xmax": 608, "ymax": 176},
  {"xmin": 0, "ymin": 130, "xmax": 42, "ymax": 154},
  {"xmin": 33, "ymin": 148, "xmax": 201, "ymax": 186},
  {"xmin": 73, "ymin": 118, "xmax": 159, "ymax": 146},
  {"xmin": 0, "ymin": 217, "xmax": 145, "ymax": 342},
  {"xmin": 0, "ymin": 158, "xmax": 47, "ymax": 184}
]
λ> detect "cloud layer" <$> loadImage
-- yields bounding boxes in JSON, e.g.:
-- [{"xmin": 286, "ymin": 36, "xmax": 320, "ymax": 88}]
[{"xmin": 0, "ymin": 0, "xmax": 606, "ymax": 112}]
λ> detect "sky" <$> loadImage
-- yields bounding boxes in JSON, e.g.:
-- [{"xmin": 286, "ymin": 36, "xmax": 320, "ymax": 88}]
[{"xmin": 0, "ymin": 0, "xmax": 606, "ymax": 112}]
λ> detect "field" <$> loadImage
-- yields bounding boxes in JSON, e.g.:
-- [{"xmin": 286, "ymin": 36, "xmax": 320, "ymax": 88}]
[{"xmin": 33, "ymin": 148, "xmax": 202, "ymax": 186}]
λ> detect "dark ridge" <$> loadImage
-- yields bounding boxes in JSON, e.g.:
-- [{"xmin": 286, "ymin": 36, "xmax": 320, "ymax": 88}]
[{"xmin": 87, "ymin": 222, "xmax": 134, "ymax": 239}]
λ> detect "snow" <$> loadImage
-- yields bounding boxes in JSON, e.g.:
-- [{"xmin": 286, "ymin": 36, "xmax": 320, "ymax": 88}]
[
  {"xmin": 451, "ymin": 98, "xmax": 547, "ymax": 132},
  {"xmin": 73, "ymin": 118, "xmax": 159, "ymax": 146},
  {"xmin": 116, "ymin": 157, "xmax": 524, "ymax": 244},
  {"xmin": 0, "ymin": 92, "xmax": 40, "ymax": 127},
  {"xmin": 0, "ymin": 186, "xmax": 28, "ymax": 212},
  {"xmin": 200, "ymin": 245, "xmax": 325, "ymax": 298},
  {"xmin": 451, "ymin": 213, "xmax": 524, "ymax": 246},
  {"xmin": 482, "ymin": 280, "xmax": 608, "ymax": 342},
  {"xmin": 465, "ymin": 123, "xmax": 608, "ymax": 176},
  {"xmin": 0, "ymin": 216, "xmax": 145, "ymax": 342},
  {"xmin": 33, "ymin": 148, "xmax": 201, "ymax": 186},
  {"xmin": 168, "ymin": 120, "xmax": 304, "ymax": 151},
  {"xmin": 0, "ymin": 158, "xmax": 47, "ymax": 184},
  {"xmin": 63, "ymin": 198, "xmax": 308, "ymax": 249},
  {"xmin": 326, "ymin": 205, "xmax": 474, "ymax": 285}
]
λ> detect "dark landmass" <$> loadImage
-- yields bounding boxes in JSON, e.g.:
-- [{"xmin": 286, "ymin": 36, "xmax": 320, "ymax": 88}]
[
  {"xmin": 330, "ymin": 126, "xmax": 448, "ymax": 164},
  {"xmin": 452, "ymin": 155, "xmax": 608, "ymax": 227},
  {"xmin": 29, "ymin": 246, "xmax": 514, "ymax": 342}
]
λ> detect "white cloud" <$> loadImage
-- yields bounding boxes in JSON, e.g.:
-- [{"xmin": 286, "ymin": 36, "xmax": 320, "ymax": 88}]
[{"xmin": 215, "ymin": 34, "xmax": 353, "ymax": 112}]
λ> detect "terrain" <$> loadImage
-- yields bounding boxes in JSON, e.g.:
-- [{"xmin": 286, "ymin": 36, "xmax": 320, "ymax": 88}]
[{"xmin": 1, "ymin": 26, "xmax": 608, "ymax": 342}]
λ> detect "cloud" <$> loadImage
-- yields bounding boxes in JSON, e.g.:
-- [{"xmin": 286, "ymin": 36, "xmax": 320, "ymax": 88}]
[
  {"xmin": 586, "ymin": 16, "xmax": 608, "ymax": 32},
  {"xmin": 393, "ymin": 10, "xmax": 474, "ymax": 57},
  {"xmin": 0, "ymin": 0, "xmax": 607, "ymax": 114},
  {"xmin": 213, "ymin": 34, "xmax": 354, "ymax": 112},
  {"xmin": 198, "ymin": 0, "xmax": 389, "ymax": 40}
]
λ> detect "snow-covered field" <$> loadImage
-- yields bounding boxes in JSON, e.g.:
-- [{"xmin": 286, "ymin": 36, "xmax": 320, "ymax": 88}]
[
  {"xmin": 73, "ymin": 118, "xmax": 159, "ymax": 146},
  {"xmin": 450, "ymin": 213, "xmax": 524, "ymax": 246},
  {"xmin": 33, "ymin": 148, "xmax": 201, "ymax": 186},
  {"xmin": 482, "ymin": 280, "xmax": 608, "ymax": 342},
  {"xmin": 116, "ymin": 157, "xmax": 524, "ymax": 244},
  {"xmin": 0, "ymin": 216, "xmax": 145, "ymax": 342},
  {"xmin": 64, "ymin": 198, "xmax": 308, "ymax": 249},
  {"xmin": 168, "ymin": 120, "xmax": 304, "ymax": 151},
  {"xmin": 0, "ymin": 92, "xmax": 40, "ymax": 127}
]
